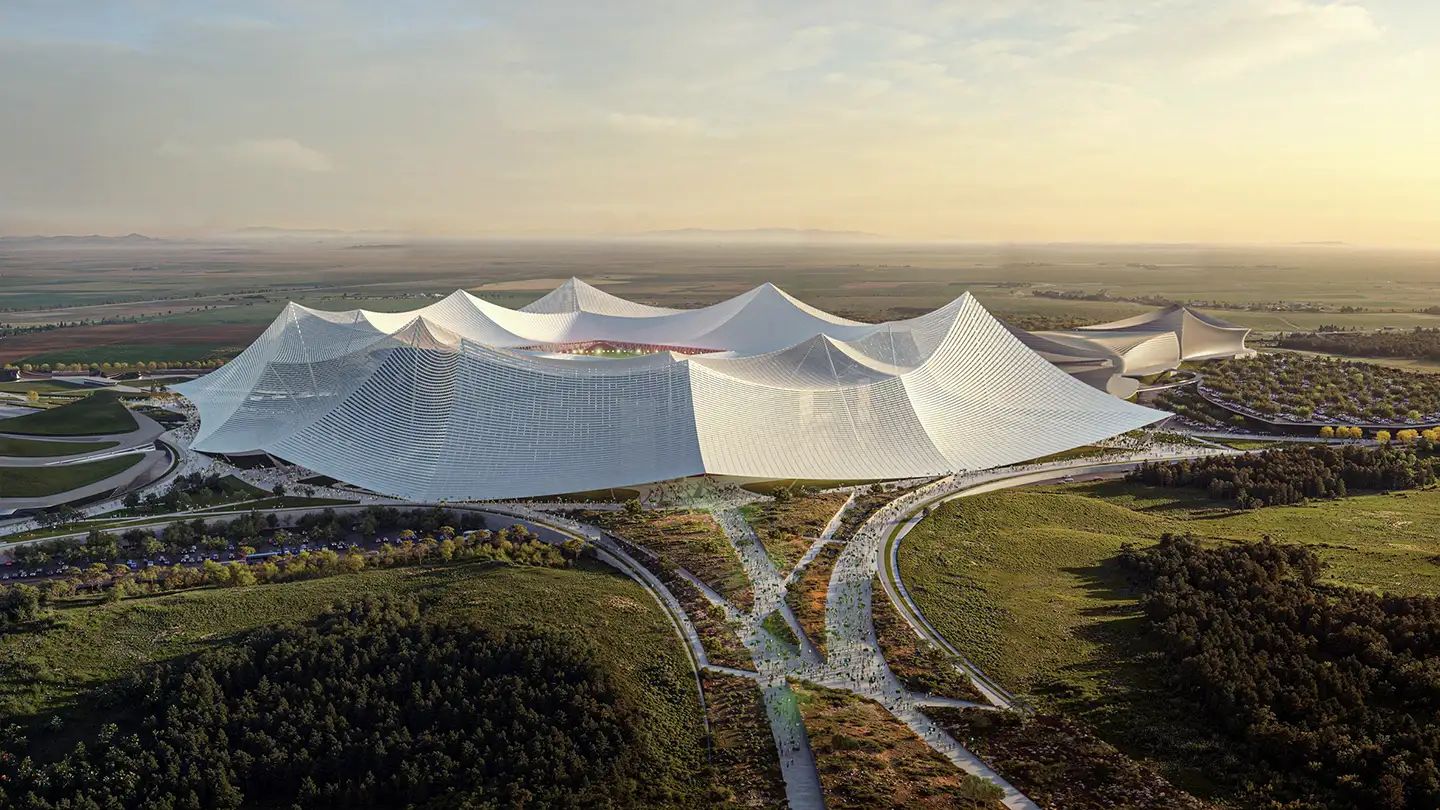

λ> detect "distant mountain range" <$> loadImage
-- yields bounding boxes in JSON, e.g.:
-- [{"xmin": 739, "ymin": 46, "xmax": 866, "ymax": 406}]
[
  {"xmin": 630, "ymin": 228, "xmax": 885, "ymax": 242},
  {"xmin": 0, "ymin": 233, "xmax": 161, "ymax": 247}
]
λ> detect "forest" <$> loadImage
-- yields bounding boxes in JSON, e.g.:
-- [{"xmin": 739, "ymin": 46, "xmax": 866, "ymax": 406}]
[
  {"xmin": 13, "ymin": 506, "xmax": 491, "ymax": 568},
  {"xmin": 0, "ymin": 596, "xmax": 659, "ymax": 808},
  {"xmin": 1128, "ymin": 443, "xmax": 1440, "ymax": 508},
  {"xmin": 1278, "ymin": 328, "xmax": 1440, "ymax": 362},
  {"xmin": 1119, "ymin": 536, "xmax": 1440, "ymax": 809},
  {"xmin": 1199, "ymin": 353, "xmax": 1440, "ymax": 424}
]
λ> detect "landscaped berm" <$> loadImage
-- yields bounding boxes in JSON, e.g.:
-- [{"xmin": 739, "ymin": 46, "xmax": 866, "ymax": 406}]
[{"xmin": 0, "ymin": 391, "xmax": 137, "ymax": 436}]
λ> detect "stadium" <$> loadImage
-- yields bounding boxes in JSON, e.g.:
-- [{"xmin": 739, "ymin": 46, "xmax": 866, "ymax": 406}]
[{"xmin": 175, "ymin": 279, "xmax": 1198, "ymax": 501}]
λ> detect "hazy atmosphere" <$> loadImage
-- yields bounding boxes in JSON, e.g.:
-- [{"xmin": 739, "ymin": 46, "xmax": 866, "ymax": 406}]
[
  {"xmin": 9, "ymin": 5, "xmax": 1440, "ymax": 810},
  {"xmin": 3, "ymin": 0, "xmax": 1438, "ymax": 245}
]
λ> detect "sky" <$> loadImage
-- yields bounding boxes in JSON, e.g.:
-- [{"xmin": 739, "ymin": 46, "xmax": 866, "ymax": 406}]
[{"xmin": 1, "ymin": 1, "xmax": 1436, "ymax": 245}]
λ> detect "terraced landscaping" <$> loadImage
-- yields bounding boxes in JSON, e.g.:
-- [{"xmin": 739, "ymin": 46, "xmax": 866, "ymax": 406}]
[
  {"xmin": 871, "ymin": 575, "xmax": 983, "ymax": 702},
  {"xmin": 0, "ymin": 436, "xmax": 118, "ymax": 457},
  {"xmin": 786, "ymin": 543, "xmax": 841, "ymax": 655},
  {"xmin": 0, "ymin": 454, "xmax": 145, "ymax": 497},
  {"xmin": 701, "ymin": 672, "xmax": 787, "ymax": 807}
]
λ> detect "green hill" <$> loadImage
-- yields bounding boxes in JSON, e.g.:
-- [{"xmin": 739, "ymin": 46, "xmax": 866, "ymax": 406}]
[
  {"xmin": 0, "ymin": 391, "xmax": 138, "ymax": 436},
  {"xmin": 0, "ymin": 559, "xmax": 713, "ymax": 805}
]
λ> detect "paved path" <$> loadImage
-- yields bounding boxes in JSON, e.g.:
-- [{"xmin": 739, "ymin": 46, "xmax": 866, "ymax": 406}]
[
  {"xmin": 782, "ymin": 492, "xmax": 856, "ymax": 587},
  {"xmin": 0, "ymin": 447, "xmax": 173, "ymax": 515},
  {"xmin": 1, "ymin": 421, "xmax": 1236, "ymax": 808},
  {"xmin": 760, "ymin": 679, "xmax": 825, "ymax": 809},
  {"xmin": 714, "ymin": 507, "xmax": 822, "ymax": 666},
  {"xmin": 816, "ymin": 478, "xmax": 1038, "ymax": 809}
]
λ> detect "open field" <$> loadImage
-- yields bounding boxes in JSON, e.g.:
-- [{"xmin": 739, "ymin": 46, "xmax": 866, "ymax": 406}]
[
  {"xmin": 896, "ymin": 481, "xmax": 1440, "ymax": 799},
  {"xmin": 0, "ymin": 380, "xmax": 89, "ymax": 395},
  {"xmin": 0, "ymin": 454, "xmax": 145, "ymax": 497},
  {"xmin": 5, "ymin": 241, "xmax": 1440, "ymax": 364},
  {"xmin": 0, "ymin": 391, "xmax": 137, "ymax": 436},
  {"xmin": 0, "ymin": 558, "xmax": 712, "ymax": 802}
]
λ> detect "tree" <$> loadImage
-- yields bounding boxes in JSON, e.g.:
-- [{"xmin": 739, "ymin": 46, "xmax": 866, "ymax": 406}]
[
  {"xmin": 1318, "ymin": 426, "xmax": 1335, "ymax": 439},
  {"xmin": 225, "ymin": 563, "xmax": 256, "ymax": 587},
  {"xmin": 1376, "ymin": 430, "xmax": 1392, "ymax": 443}
]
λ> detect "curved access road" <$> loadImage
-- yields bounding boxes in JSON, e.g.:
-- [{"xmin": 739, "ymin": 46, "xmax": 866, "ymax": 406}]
[{"xmin": 875, "ymin": 452, "xmax": 1226, "ymax": 715}]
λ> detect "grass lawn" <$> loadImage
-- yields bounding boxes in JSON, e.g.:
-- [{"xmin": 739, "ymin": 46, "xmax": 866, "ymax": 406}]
[
  {"xmin": 1212, "ymin": 438, "xmax": 1304, "ymax": 450},
  {"xmin": 0, "ymin": 436, "xmax": 119, "ymax": 457},
  {"xmin": 0, "ymin": 380, "xmax": 87, "ymax": 395},
  {"xmin": 584, "ymin": 509, "xmax": 755, "ymax": 611},
  {"xmin": 896, "ymin": 481, "xmax": 1440, "ymax": 800},
  {"xmin": 1263, "ymin": 346, "xmax": 1440, "ymax": 375},
  {"xmin": 791, "ymin": 680, "xmax": 1005, "ymax": 809},
  {"xmin": 740, "ymin": 491, "xmax": 849, "ymax": 573},
  {"xmin": 0, "ymin": 454, "xmax": 145, "ymax": 498},
  {"xmin": 0, "ymin": 559, "xmax": 712, "ymax": 804},
  {"xmin": 0, "ymin": 391, "xmax": 138, "ymax": 436}
]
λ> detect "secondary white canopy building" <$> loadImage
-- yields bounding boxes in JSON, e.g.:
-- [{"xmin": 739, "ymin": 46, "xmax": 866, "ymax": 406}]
[
  {"xmin": 176, "ymin": 279, "xmax": 1167, "ymax": 500},
  {"xmin": 1034, "ymin": 305, "xmax": 1254, "ymax": 379}
]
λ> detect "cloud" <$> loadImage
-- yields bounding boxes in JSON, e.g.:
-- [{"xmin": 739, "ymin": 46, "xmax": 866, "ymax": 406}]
[
  {"xmin": 605, "ymin": 112, "xmax": 706, "ymax": 136},
  {"xmin": 1, "ymin": 1, "xmax": 1434, "ymax": 245},
  {"xmin": 1058, "ymin": 0, "xmax": 1383, "ymax": 81},
  {"xmin": 157, "ymin": 137, "xmax": 333, "ymax": 172},
  {"xmin": 1182, "ymin": 0, "xmax": 1382, "ymax": 79},
  {"xmin": 223, "ymin": 138, "xmax": 333, "ymax": 172}
]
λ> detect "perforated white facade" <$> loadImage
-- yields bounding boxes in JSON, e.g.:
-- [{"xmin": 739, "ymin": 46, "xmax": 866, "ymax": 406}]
[{"xmin": 176, "ymin": 279, "xmax": 1167, "ymax": 500}]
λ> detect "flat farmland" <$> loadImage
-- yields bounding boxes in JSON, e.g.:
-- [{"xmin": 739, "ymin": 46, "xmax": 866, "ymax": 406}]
[
  {"xmin": 4, "ymin": 239, "xmax": 1440, "ymax": 364},
  {"xmin": 0, "ymin": 322, "xmax": 261, "ymax": 364}
]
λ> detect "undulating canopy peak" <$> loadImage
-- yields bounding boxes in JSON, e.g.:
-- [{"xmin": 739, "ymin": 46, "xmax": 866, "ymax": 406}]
[{"xmin": 174, "ymin": 279, "xmax": 1168, "ymax": 499}]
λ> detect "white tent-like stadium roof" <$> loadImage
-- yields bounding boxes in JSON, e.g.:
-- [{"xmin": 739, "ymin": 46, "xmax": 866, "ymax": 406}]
[
  {"xmin": 176, "ymin": 279, "xmax": 1167, "ymax": 500},
  {"xmin": 1035, "ymin": 304, "xmax": 1253, "ymax": 377}
]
